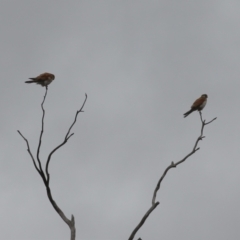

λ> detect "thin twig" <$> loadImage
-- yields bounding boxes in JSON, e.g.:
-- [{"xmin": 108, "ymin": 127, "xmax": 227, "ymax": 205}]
[
  {"xmin": 36, "ymin": 87, "xmax": 48, "ymax": 177},
  {"xmin": 17, "ymin": 130, "xmax": 41, "ymax": 174},
  {"xmin": 65, "ymin": 93, "xmax": 88, "ymax": 139}
]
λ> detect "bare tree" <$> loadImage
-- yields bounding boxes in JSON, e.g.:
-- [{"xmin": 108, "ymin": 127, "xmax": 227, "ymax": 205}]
[
  {"xmin": 128, "ymin": 112, "xmax": 217, "ymax": 240},
  {"xmin": 18, "ymin": 86, "xmax": 216, "ymax": 240},
  {"xmin": 18, "ymin": 87, "xmax": 87, "ymax": 240}
]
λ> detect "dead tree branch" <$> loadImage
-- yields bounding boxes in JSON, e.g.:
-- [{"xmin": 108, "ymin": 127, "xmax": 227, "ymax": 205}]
[
  {"xmin": 18, "ymin": 87, "xmax": 87, "ymax": 240},
  {"xmin": 128, "ymin": 112, "xmax": 217, "ymax": 240}
]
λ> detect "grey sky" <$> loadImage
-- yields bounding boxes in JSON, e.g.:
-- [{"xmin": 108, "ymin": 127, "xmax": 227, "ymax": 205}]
[{"xmin": 0, "ymin": 1, "xmax": 240, "ymax": 240}]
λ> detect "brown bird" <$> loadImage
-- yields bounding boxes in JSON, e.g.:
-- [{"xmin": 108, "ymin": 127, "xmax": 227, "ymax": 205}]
[
  {"xmin": 183, "ymin": 94, "xmax": 208, "ymax": 118},
  {"xmin": 25, "ymin": 72, "xmax": 55, "ymax": 87}
]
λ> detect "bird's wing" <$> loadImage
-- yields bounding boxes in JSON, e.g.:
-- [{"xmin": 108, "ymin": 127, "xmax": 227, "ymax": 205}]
[
  {"xmin": 191, "ymin": 97, "xmax": 205, "ymax": 109},
  {"xmin": 29, "ymin": 73, "xmax": 50, "ymax": 81},
  {"xmin": 36, "ymin": 73, "xmax": 50, "ymax": 80}
]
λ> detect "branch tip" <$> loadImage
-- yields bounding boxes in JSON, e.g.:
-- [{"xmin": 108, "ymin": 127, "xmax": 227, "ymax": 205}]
[{"xmin": 205, "ymin": 117, "xmax": 217, "ymax": 125}]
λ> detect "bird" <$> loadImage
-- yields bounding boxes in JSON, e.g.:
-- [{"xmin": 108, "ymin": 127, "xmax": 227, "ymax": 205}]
[
  {"xmin": 25, "ymin": 72, "xmax": 55, "ymax": 87},
  {"xmin": 183, "ymin": 94, "xmax": 208, "ymax": 118}
]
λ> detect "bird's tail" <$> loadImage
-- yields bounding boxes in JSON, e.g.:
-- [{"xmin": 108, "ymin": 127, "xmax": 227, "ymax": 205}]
[
  {"xmin": 183, "ymin": 109, "xmax": 193, "ymax": 118},
  {"xmin": 25, "ymin": 78, "xmax": 37, "ymax": 84},
  {"xmin": 25, "ymin": 80, "xmax": 35, "ymax": 83}
]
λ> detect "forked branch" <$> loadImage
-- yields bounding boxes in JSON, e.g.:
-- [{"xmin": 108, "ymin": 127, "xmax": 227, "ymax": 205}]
[
  {"xmin": 45, "ymin": 93, "xmax": 88, "ymax": 183},
  {"xmin": 18, "ymin": 88, "xmax": 87, "ymax": 240},
  {"xmin": 128, "ymin": 112, "xmax": 217, "ymax": 240}
]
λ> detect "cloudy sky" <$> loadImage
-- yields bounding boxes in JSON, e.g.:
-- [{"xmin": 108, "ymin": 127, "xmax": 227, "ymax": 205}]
[{"xmin": 1, "ymin": 1, "xmax": 240, "ymax": 240}]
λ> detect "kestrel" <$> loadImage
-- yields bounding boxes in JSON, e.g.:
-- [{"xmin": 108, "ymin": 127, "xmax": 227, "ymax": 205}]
[
  {"xmin": 25, "ymin": 72, "xmax": 55, "ymax": 87},
  {"xmin": 183, "ymin": 94, "xmax": 208, "ymax": 118}
]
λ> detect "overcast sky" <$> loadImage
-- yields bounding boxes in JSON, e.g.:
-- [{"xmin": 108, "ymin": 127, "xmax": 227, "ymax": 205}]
[{"xmin": 0, "ymin": 1, "xmax": 240, "ymax": 240}]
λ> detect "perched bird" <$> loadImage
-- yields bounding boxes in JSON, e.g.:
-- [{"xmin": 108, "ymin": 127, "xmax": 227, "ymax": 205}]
[
  {"xmin": 183, "ymin": 94, "xmax": 208, "ymax": 118},
  {"xmin": 25, "ymin": 72, "xmax": 55, "ymax": 87}
]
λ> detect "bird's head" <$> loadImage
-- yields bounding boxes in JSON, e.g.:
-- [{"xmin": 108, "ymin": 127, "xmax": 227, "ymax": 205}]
[
  {"xmin": 201, "ymin": 94, "xmax": 208, "ymax": 98},
  {"xmin": 47, "ymin": 73, "xmax": 55, "ymax": 80}
]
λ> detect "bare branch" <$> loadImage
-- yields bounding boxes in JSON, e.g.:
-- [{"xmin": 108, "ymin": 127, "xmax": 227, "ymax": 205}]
[
  {"xmin": 18, "ymin": 90, "xmax": 87, "ymax": 240},
  {"xmin": 65, "ymin": 93, "xmax": 88, "ymax": 139},
  {"xmin": 36, "ymin": 87, "xmax": 48, "ymax": 177},
  {"xmin": 152, "ymin": 112, "xmax": 216, "ymax": 205},
  {"xmin": 45, "ymin": 94, "xmax": 87, "ymax": 183},
  {"xmin": 205, "ymin": 117, "xmax": 217, "ymax": 125},
  {"xmin": 129, "ymin": 112, "xmax": 216, "ymax": 240},
  {"xmin": 17, "ymin": 130, "xmax": 41, "ymax": 174},
  {"xmin": 128, "ymin": 202, "xmax": 159, "ymax": 240},
  {"xmin": 45, "ymin": 185, "xmax": 76, "ymax": 240}
]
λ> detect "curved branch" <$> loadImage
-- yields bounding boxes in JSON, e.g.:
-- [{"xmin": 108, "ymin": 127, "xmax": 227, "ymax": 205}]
[
  {"xmin": 45, "ymin": 94, "xmax": 87, "ymax": 183},
  {"xmin": 152, "ymin": 112, "xmax": 216, "ymax": 205},
  {"xmin": 129, "ymin": 112, "xmax": 217, "ymax": 240},
  {"xmin": 46, "ymin": 185, "xmax": 76, "ymax": 240}
]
